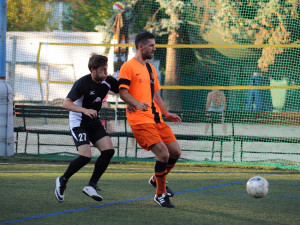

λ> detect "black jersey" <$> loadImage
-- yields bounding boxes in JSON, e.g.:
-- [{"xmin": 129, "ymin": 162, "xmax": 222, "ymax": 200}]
[{"xmin": 67, "ymin": 74, "xmax": 119, "ymax": 128}]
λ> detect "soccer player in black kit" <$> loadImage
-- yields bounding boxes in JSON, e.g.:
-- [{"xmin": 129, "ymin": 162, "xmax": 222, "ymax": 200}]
[{"xmin": 55, "ymin": 54, "xmax": 118, "ymax": 202}]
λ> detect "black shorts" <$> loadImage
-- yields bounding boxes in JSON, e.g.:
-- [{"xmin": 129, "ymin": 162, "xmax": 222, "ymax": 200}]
[{"xmin": 70, "ymin": 120, "xmax": 109, "ymax": 147}]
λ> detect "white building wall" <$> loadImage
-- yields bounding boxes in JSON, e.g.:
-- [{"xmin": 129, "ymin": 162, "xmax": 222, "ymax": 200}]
[
  {"xmin": 5, "ymin": 32, "xmax": 136, "ymax": 102},
  {"xmin": 6, "ymin": 32, "xmax": 161, "ymax": 103}
]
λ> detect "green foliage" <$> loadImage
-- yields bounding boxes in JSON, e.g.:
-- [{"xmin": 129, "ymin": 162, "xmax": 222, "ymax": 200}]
[
  {"xmin": 62, "ymin": 0, "xmax": 115, "ymax": 31},
  {"xmin": 7, "ymin": 0, "xmax": 57, "ymax": 31},
  {"xmin": 146, "ymin": 0, "xmax": 186, "ymax": 36},
  {"xmin": 126, "ymin": 0, "xmax": 160, "ymax": 33},
  {"xmin": 192, "ymin": 0, "xmax": 300, "ymax": 72}
]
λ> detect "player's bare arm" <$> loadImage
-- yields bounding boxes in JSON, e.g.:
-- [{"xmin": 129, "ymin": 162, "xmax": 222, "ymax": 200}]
[
  {"xmin": 153, "ymin": 91, "xmax": 181, "ymax": 124},
  {"xmin": 119, "ymin": 88, "xmax": 149, "ymax": 111},
  {"xmin": 63, "ymin": 98, "xmax": 98, "ymax": 119}
]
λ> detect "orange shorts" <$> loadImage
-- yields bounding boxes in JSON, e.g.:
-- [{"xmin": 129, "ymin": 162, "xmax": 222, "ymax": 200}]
[{"xmin": 131, "ymin": 122, "xmax": 177, "ymax": 151}]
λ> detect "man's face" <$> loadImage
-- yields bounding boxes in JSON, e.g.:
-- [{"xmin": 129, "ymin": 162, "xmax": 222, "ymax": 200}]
[
  {"xmin": 91, "ymin": 65, "xmax": 108, "ymax": 82},
  {"xmin": 141, "ymin": 38, "xmax": 156, "ymax": 60}
]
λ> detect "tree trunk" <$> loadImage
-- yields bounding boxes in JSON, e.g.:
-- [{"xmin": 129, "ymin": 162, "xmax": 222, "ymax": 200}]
[{"xmin": 162, "ymin": 15, "xmax": 181, "ymax": 111}]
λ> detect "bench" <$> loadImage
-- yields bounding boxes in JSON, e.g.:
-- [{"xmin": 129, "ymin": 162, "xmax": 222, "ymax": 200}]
[
  {"xmin": 14, "ymin": 104, "xmax": 300, "ymax": 162},
  {"xmin": 14, "ymin": 104, "xmax": 73, "ymax": 154},
  {"xmin": 132, "ymin": 110, "xmax": 300, "ymax": 162},
  {"xmin": 131, "ymin": 111, "xmax": 231, "ymax": 161},
  {"xmin": 14, "ymin": 104, "xmax": 131, "ymax": 155},
  {"xmin": 169, "ymin": 110, "xmax": 231, "ymax": 161},
  {"xmin": 225, "ymin": 111, "xmax": 300, "ymax": 162},
  {"xmin": 14, "ymin": 105, "xmax": 231, "ymax": 160}
]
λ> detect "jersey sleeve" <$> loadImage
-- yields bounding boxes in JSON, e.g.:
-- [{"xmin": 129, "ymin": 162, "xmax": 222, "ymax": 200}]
[
  {"xmin": 106, "ymin": 76, "xmax": 119, "ymax": 94},
  {"xmin": 66, "ymin": 79, "xmax": 83, "ymax": 101},
  {"xmin": 118, "ymin": 62, "xmax": 131, "ymax": 90}
]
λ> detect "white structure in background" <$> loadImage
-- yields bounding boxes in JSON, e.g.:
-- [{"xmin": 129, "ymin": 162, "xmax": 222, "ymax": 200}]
[{"xmin": 6, "ymin": 32, "xmax": 161, "ymax": 103}]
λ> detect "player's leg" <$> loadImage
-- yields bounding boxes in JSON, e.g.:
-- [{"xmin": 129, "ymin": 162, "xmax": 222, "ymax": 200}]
[
  {"xmin": 55, "ymin": 127, "xmax": 92, "ymax": 202},
  {"xmin": 150, "ymin": 141, "xmax": 169, "ymax": 194},
  {"xmin": 149, "ymin": 123, "xmax": 181, "ymax": 197},
  {"xmin": 131, "ymin": 123, "xmax": 174, "ymax": 207},
  {"xmin": 89, "ymin": 136, "xmax": 114, "ymax": 187},
  {"xmin": 156, "ymin": 122, "xmax": 181, "ymax": 174},
  {"xmin": 149, "ymin": 142, "xmax": 180, "ymax": 197},
  {"xmin": 131, "ymin": 124, "xmax": 169, "ymax": 196},
  {"xmin": 150, "ymin": 142, "xmax": 174, "ymax": 208},
  {"xmin": 166, "ymin": 141, "xmax": 181, "ymax": 173},
  {"xmin": 82, "ymin": 122, "xmax": 114, "ymax": 201}
]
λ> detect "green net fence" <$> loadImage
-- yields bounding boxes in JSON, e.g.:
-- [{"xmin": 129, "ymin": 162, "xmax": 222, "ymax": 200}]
[{"xmin": 5, "ymin": 0, "xmax": 300, "ymax": 169}]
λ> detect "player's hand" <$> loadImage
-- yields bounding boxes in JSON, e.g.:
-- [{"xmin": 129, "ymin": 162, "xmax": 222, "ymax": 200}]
[
  {"xmin": 136, "ymin": 101, "xmax": 150, "ymax": 111},
  {"xmin": 165, "ymin": 112, "xmax": 181, "ymax": 124},
  {"xmin": 84, "ymin": 108, "xmax": 98, "ymax": 119},
  {"xmin": 127, "ymin": 104, "xmax": 137, "ymax": 112}
]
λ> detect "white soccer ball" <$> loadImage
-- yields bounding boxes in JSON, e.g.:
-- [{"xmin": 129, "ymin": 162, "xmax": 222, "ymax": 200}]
[{"xmin": 246, "ymin": 176, "xmax": 269, "ymax": 198}]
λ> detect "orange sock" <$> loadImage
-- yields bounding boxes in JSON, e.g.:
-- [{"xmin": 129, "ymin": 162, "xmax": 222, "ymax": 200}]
[
  {"xmin": 154, "ymin": 161, "xmax": 167, "ymax": 195},
  {"xmin": 155, "ymin": 170, "xmax": 167, "ymax": 195}
]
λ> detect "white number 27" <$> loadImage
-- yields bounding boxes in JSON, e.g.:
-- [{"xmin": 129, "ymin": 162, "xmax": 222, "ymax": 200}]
[{"xmin": 78, "ymin": 133, "xmax": 87, "ymax": 142}]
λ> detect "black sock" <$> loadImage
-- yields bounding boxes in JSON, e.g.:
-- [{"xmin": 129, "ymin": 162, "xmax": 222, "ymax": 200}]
[
  {"xmin": 62, "ymin": 155, "xmax": 91, "ymax": 182},
  {"xmin": 168, "ymin": 157, "xmax": 178, "ymax": 165},
  {"xmin": 167, "ymin": 157, "xmax": 178, "ymax": 173},
  {"xmin": 89, "ymin": 149, "xmax": 115, "ymax": 185}
]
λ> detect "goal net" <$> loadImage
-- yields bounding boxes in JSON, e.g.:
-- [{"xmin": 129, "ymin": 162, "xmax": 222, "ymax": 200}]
[{"xmin": 6, "ymin": 0, "xmax": 300, "ymax": 169}]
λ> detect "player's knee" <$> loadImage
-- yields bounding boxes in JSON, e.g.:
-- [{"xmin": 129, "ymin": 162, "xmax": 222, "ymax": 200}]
[
  {"xmin": 173, "ymin": 150, "xmax": 181, "ymax": 160},
  {"xmin": 158, "ymin": 151, "xmax": 170, "ymax": 162},
  {"xmin": 169, "ymin": 144, "xmax": 181, "ymax": 160},
  {"xmin": 102, "ymin": 149, "xmax": 115, "ymax": 158},
  {"xmin": 78, "ymin": 155, "xmax": 92, "ymax": 164},
  {"xmin": 170, "ymin": 151, "xmax": 181, "ymax": 160}
]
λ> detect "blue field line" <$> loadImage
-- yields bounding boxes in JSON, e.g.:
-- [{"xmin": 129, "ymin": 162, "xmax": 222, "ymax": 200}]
[
  {"xmin": 196, "ymin": 190, "xmax": 300, "ymax": 198},
  {"xmin": 0, "ymin": 196, "xmax": 153, "ymax": 225},
  {"xmin": 0, "ymin": 181, "xmax": 244, "ymax": 225}
]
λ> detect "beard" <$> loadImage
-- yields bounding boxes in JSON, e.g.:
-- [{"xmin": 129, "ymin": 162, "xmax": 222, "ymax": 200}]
[
  {"xmin": 142, "ymin": 51, "xmax": 153, "ymax": 60},
  {"xmin": 92, "ymin": 73, "xmax": 106, "ymax": 83},
  {"xmin": 94, "ymin": 77, "xmax": 103, "ymax": 82}
]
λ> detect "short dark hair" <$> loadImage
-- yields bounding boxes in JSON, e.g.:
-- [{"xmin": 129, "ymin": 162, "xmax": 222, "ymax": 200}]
[
  {"xmin": 88, "ymin": 54, "xmax": 108, "ymax": 72},
  {"xmin": 135, "ymin": 31, "xmax": 155, "ymax": 49}
]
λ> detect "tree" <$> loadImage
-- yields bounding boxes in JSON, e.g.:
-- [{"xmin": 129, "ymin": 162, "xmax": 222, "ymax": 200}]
[
  {"xmin": 62, "ymin": 0, "xmax": 115, "ymax": 31},
  {"xmin": 146, "ymin": 0, "xmax": 186, "ymax": 110},
  {"xmin": 189, "ymin": 0, "xmax": 300, "ymax": 72},
  {"xmin": 62, "ymin": 0, "xmax": 186, "ymax": 110},
  {"xmin": 7, "ymin": 0, "xmax": 57, "ymax": 31}
]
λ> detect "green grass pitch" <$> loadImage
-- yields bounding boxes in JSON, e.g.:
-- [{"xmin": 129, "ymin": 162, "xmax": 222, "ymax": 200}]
[{"xmin": 0, "ymin": 157, "xmax": 299, "ymax": 225}]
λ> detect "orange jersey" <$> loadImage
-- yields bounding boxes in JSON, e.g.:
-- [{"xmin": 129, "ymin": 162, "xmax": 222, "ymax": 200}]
[{"xmin": 118, "ymin": 57, "xmax": 164, "ymax": 126}]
